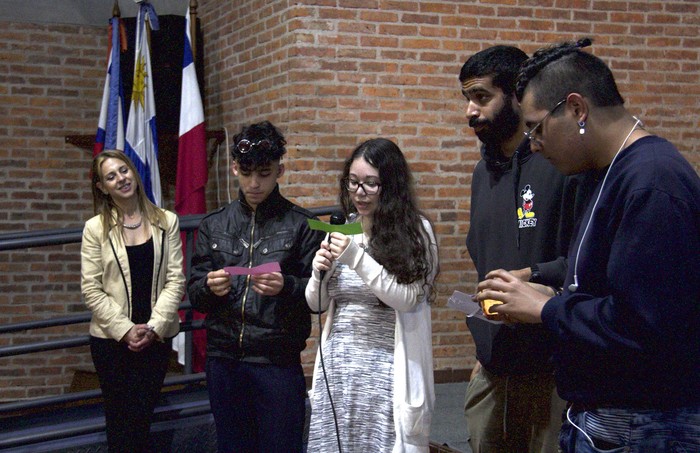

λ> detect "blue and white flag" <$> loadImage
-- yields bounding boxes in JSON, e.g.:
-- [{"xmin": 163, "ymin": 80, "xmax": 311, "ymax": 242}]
[
  {"xmin": 94, "ymin": 16, "xmax": 126, "ymax": 156},
  {"xmin": 125, "ymin": 2, "xmax": 161, "ymax": 206}
]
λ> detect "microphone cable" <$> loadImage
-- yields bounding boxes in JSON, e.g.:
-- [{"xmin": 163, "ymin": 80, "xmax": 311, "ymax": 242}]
[
  {"xmin": 317, "ymin": 273, "xmax": 342, "ymax": 453},
  {"xmin": 316, "ymin": 211, "xmax": 345, "ymax": 453}
]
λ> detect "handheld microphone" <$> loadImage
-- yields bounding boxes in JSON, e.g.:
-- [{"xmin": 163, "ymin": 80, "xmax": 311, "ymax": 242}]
[
  {"xmin": 329, "ymin": 211, "xmax": 346, "ymax": 227},
  {"xmin": 320, "ymin": 211, "xmax": 346, "ymax": 280}
]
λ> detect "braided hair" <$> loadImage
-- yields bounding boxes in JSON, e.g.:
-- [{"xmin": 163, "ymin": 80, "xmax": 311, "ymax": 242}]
[{"xmin": 516, "ymin": 37, "xmax": 624, "ymax": 110}]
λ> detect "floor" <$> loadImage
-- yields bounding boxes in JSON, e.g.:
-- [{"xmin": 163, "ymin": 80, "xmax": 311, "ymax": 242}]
[
  {"xmin": 2, "ymin": 380, "xmax": 474, "ymax": 452},
  {"xmin": 431, "ymin": 381, "xmax": 472, "ymax": 453}
]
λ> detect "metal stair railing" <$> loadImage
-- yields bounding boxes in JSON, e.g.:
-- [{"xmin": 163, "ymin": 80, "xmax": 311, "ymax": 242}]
[{"xmin": 0, "ymin": 206, "xmax": 338, "ymax": 450}]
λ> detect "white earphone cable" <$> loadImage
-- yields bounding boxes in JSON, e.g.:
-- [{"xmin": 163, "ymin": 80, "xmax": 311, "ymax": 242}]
[
  {"xmin": 569, "ymin": 118, "xmax": 641, "ymax": 292},
  {"xmin": 566, "ymin": 405, "xmax": 596, "ymax": 447}
]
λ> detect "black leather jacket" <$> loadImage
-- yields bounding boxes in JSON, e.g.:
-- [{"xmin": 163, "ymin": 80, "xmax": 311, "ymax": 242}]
[{"xmin": 188, "ymin": 186, "xmax": 323, "ymax": 365}]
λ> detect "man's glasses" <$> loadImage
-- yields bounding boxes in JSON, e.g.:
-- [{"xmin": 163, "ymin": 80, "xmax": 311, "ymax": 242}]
[
  {"xmin": 344, "ymin": 178, "xmax": 381, "ymax": 195},
  {"xmin": 235, "ymin": 139, "xmax": 271, "ymax": 154},
  {"xmin": 524, "ymin": 98, "xmax": 567, "ymax": 143}
]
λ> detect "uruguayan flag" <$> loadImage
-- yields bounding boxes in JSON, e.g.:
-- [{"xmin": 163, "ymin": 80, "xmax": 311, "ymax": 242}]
[{"xmin": 125, "ymin": 2, "xmax": 161, "ymax": 206}]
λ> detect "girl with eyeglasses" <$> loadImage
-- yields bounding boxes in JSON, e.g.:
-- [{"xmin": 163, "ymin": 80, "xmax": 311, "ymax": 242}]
[{"xmin": 305, "ymin": 138, "xmax": 439, "ymax": 453}]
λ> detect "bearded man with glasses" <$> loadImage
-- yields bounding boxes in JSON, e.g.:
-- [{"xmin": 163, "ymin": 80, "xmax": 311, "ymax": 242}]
[
  {"xmin": 188, "ymin": 121, "xmax": 324, "ymax": 453},
  {"xmin": 458, "ymin": 45, "xmax": 592, "ymax": 453}
]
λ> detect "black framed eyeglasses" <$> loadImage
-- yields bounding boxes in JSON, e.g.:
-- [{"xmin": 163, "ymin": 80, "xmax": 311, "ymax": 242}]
[
  {"xmin": 235, "ymin": 139, "xmax": 271, "ymax": 154},
  {"xmin": 344, "ymin": 178, "xmax": 381, "ymax": 195},
  {"xmin": 524, "ymin": 98, "xmax": 567, "ymax": 143}
]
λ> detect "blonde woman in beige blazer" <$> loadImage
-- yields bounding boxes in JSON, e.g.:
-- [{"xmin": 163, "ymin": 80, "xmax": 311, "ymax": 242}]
[{"xmin": 81, "ymin": 150, "xmax": 184, "ymax": 452}]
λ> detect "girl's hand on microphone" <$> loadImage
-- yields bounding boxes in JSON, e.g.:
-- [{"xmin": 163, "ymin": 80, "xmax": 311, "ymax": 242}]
[
  {"xmin": 313, "ymin": 240, "xmax": 333, "ymax": 273},
  {"xmin": 328, "ymin": 232, "xmax": 350, "ymax": 259}
]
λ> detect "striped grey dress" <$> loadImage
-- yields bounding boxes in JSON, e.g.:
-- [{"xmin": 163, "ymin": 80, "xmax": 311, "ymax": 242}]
[{"xmin": 307, "ymin": 261, "xmax": 396, "ymax": 453}]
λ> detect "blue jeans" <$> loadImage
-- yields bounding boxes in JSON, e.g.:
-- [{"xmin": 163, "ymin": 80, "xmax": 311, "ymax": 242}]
[
  {"xmin": 206, "ymin": 357, "xmax": 307, "ymax": 453},
  {"xmin": 560, "ymin": 406, "xmax": 700, "ymax": 452}
]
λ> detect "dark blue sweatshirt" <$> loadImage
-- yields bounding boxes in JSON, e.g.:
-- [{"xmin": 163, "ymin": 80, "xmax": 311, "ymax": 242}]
[{"xmin": 542, "ymin": 136, "xmax": 700, "ymax": 409}]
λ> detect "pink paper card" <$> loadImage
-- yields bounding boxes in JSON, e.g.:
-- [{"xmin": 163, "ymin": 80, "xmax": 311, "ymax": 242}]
[{"xmin": 224, "ymin": 262, "xmax": 281, "ymax": 276}]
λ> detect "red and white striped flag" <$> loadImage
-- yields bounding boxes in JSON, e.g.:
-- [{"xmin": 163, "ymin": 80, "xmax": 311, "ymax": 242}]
[
  {"xmin": 175, "ymin": 7, "xmax": 208, "ymax": 373},
  {"xmin": 175, "ymin": 8, "xmax": 207, "ymax": 216}
]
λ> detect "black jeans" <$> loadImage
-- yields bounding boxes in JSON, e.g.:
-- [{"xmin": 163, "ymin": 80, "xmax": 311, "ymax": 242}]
[{"xmin": 90, "ymin": 336, "xmax": 171, "ymax": 453}]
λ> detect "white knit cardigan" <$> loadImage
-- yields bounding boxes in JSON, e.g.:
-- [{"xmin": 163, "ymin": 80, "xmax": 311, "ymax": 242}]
[{"xmin": 305, "ymin": 218, "xmax": 438, "ymax": 453}]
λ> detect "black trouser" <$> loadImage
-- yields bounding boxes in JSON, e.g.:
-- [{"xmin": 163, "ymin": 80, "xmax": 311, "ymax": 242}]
[{"xmin": 90, "ymin": 336, "xmax": 170, "ymax": 453}]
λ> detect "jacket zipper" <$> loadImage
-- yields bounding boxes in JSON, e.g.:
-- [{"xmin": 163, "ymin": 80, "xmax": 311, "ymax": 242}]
[{"xmin": 239, "ymin": 212, "xmax": 256, "ymax": 350}]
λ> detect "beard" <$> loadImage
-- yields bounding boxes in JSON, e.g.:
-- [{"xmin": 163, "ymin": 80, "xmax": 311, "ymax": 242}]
[{"xmin": 470, "ymin": 98, "xmax": 521, "ymax": 147}]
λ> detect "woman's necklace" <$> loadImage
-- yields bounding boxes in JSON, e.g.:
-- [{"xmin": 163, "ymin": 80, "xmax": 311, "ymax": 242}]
[
  {"xmin": 123, "ymin": 212, "xmax": 142, "ymax": 230},
  {"xmin": 123, "ymin": 219, "xmax": 142, "ymax": 229}
]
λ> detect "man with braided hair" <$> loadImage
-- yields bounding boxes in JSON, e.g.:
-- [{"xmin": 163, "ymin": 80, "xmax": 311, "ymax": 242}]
[{"xmin": 477, "ymin": 38, "xmax": 700, "ymax": 452}]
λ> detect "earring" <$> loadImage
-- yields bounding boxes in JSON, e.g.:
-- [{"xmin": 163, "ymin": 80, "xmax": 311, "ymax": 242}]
[{"xmin": 578, "ymin": 121, "xmax": 586, "ymax": 135}]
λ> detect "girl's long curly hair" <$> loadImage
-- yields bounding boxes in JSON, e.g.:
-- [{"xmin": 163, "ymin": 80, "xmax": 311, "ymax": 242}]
[
  {"xmin": 339, "ymin": 138, "xmax": 437, "ymax": 295},
  {"xmin": 91, "ymin": 150, "xmax": 165, "ymax": 241}
]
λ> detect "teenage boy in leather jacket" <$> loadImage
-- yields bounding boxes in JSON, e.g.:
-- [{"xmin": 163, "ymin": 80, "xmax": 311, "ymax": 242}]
[{"xmin": 188, "ymin": 121, "xmax": 323, "ymax": 453}]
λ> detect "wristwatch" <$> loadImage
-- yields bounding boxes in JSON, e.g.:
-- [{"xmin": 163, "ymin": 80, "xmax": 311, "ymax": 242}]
[
  {"xmin": 529, "ymin": 264, "xmax": 543, "ymax": 284},
  {"xmin": 529, "ymin": 264, "xmax": 563, "ymax": 296}
]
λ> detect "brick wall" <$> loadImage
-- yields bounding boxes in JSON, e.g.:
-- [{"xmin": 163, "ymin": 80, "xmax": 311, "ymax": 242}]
[
  {"xmin": 1, "ymin": 0, "xmax": 699, "ymax": 399},
  {"xmin": 0, "ymin": 22, "xmax": 105, "ymax": 399},
  {"xmin": 197, "ymin": 0, "xmax": 700, "ymax": 379}
]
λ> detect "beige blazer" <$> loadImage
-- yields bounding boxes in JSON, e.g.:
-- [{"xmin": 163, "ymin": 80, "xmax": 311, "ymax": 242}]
[{"xmin": 80, "ymin": 209, "xmax": 185, "ymax": 341}]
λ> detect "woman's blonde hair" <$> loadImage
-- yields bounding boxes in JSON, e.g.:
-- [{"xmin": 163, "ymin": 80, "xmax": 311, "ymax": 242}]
[{"xmin": 90, "ymin": 150, "xmax": 165, "ymax": 240}]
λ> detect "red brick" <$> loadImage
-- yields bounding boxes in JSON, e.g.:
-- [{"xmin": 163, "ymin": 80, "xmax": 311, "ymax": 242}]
[{"xmin": 0, "ymin": 0, "xmax": 698, "ymax": 401}]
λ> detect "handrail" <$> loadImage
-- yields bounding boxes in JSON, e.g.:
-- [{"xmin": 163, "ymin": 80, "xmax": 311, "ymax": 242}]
[
  {"xmin": 0, "ymin": 301, "xmax": 195, "ymax": 335},
  {"xmin": 0, "ymin": 206, "xmax": 337, "ymax": 348},
  {"xmin": 0, "ymin": 205, "xmax": 339, "ymax": 449},
  {"xmin": 0, "ymin": 207, "xmax": 337, "ymax": 333},
  {"xmin": 0, "ymin": 319, "xmax": 204, "ymax": 359},
  {"xmin": 0, "ymin": 214, "xmax": 208, "ymax": 251},
  {"xmin": 1, "ymin": 336, "xmax": 91, "ymax": 358},
  {"xmin": 0, "ymin": 313, "xmax": 92, "ymax": 334},
  {"xmin": 0, "ymin": 386, "xmax": 212, "ymax": 450},
  {"xmin": 0, "ymin": 206, "xmax": 337, "ymax": 251},
  {"xmin": 0, "ymin": 372, "xmax": 206, "ymax": 415}
]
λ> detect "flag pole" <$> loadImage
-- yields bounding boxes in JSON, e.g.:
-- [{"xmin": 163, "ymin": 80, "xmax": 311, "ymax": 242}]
[
  {"xmin": 112, "ymin": 0, "xmax": 120, "ymax": 18},
  {"xmin": 189, "ymin": 0, "xmax": 198, "ymax": 61},
  {"xmin": 145, "ymin": 2, "xmax": 152, "ymax": 50}
]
